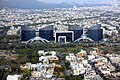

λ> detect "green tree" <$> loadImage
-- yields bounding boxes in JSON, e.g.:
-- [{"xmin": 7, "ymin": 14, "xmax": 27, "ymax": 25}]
[
  {"xmin": 22, "ymin": 69, "xmax": 30, "ymax": 76},
  {"xmin": 31, "ymin": 57, "xmax": 38, "ymax": 63}
]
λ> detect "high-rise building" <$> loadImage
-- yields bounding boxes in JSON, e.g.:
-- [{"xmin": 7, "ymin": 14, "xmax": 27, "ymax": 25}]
[
  {"xmin": 21, "ymin": 29, "xmax": 36, "ymax": 41},
  {"xmin": 39, "ymin": 25, "xmax": 54, "ymax": 41},
  {"xmin": 87, "ymin": 24, "xmax": 103, "ymax": 41},
  {"xmin": 21, "ymin": 24, "xmax": 103, "ymax": 43},
  {"xmin": 21, "ymin": 26, "xmax": 36, "ymax": 41},
  {"xmin": 69, "ymin": 25, "xmax": 83, "ymax": 40}
]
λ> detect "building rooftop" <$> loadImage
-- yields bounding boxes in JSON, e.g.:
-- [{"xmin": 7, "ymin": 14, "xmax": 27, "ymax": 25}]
[
  {"xmin": 40, "ymin": 25, "xmax": 54, "ymax": 30},
  {"xmin": 88, "ymin": 24, "xmax": 102, "ymax": 30},
  {"xmin": 68, "ymin": 25, "xmax": 83, "ymax": 30}
]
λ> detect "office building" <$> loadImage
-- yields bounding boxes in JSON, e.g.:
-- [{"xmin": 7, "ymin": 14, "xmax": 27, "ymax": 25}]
[
  {"xmin": 69, "ymin": 25, "xmax": 83, "ymax": 40},
  {"xmin": 39, "ymin": 25, "xmax": 54, "ymax": 41},
  {"xmin": 21, "ymin": 24, "xmax": 103, "ymax": 43},
  {"xmin": 55, "ymin": 31, "xmax": 74, "ymax": 43},
  {"xmin": 87, "ymin": 24, "xmax": 103, "ymax": 41},
  {"xmin": 21, "ymin": 29, "xmax": 36, "ymax": 41}
]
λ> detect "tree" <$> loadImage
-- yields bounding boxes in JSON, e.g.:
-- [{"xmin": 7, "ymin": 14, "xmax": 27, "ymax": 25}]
[
  {"xmin": 21, "ymin": 69, "xmax": 30, "ymax": 76},
  {"xmin": 3, "ymin": 71, "xmax": 10, "ymax": 80},
  {"xmin": 31, "ymin": 57, "xmax": 38, "ymax": 63}
]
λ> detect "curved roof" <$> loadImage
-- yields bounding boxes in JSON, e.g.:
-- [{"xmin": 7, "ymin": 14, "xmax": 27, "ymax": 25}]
[
  {"xmin": 26, "ymin": 37, "xmax": 50, "ymax": 43},
  {"xmin": 75, "ymin": 34, "xmax": 94, "ymax": 42}
]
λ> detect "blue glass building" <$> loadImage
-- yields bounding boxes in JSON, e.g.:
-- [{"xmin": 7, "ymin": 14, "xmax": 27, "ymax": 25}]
[
  {"xmin": 69, "ymin": 25, "xmax": 83, "ymax": 40},
  {"xmin": 87, "ymin": 24, "xmax": 103, "ymax": 41},
  {"xmin": 21, "ymin": 29, "xmax": 36, "ymax": 41},
  {"xmin": 39, "ymin": 25, "xmax": 54, "ymax": 41}
]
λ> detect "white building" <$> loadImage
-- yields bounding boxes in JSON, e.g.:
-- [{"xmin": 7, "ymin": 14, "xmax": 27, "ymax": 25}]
[
  {"xmin": 66, "ymin": 53, "xmax": 76, "ymax": 61},
  {"xmin": 88, "ymin": 55, "xmax": 95, "ymax": 60},
  {"xmin": 99, "ymin": 66, "xmax": 110, "ymax": 74},
  {"xmin": 70, "ymin": 62, "xmax": 86, "ymax": 75},
  {"xmin": 7, "ymin": 75, "xmax": 22, "ymax": 80},
  {"xmin": 38, "ymin": 50, "xmax": 44, "ymax": 56},
  {"xmin": 31, "ymin": 71, "xmax": 42, "ymax": 77}
]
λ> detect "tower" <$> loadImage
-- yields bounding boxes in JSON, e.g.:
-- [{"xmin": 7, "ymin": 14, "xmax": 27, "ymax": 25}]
[{"xmin": 87, "ymin": 24, "xmax": 103, "ymax": 41}]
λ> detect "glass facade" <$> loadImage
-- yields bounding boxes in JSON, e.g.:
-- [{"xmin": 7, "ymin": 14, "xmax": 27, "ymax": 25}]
[
  {"xmin": 39, "ymin": 30, "xmax": 54, "ymax": 41},
  {"xmin": 71, "ymin": 30, "xmax": 83, "ymax": 40},
  {"xmin": 69, "ymin": 25, "xmax": 83, "ymax": 40},
  {"xmin": 21, "ymin": 30, "xmax": 36, "ymax": 41},
  {"xmin": 87, "ymin": 29, "xmax": 103, "ymax": 41}
]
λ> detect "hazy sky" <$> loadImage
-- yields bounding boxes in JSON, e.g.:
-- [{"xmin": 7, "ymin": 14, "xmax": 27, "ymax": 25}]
[{"xmin": 37, "ymin": 0, "xmax": 105, "ymax": 3}]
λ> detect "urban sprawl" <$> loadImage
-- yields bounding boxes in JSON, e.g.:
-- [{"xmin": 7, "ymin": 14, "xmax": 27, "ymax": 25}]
[{"xmin": 0, "ymin": 5, "xmax": 120, "ymax": 80}]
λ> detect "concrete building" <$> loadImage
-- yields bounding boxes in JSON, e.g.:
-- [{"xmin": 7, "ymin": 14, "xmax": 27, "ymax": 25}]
[
  {"xmin": 7, "ymin": 75, "xmax": 22, "ymax": 80},
  {"xmin": 55, "ymin": 31, "xmax": 74, "ymax": 43}
]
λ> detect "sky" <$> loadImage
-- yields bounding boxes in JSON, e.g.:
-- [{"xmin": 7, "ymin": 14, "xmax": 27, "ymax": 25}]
[{"xmin": 37, "ymin": 0, "xmax": 104, "ymax": 3}]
